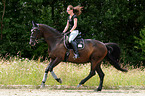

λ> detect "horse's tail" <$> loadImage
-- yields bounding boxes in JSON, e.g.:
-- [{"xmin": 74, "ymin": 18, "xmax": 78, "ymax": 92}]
[{"xmin": 105, "ymin": 43, "xmax": 128, "ymax": 72}]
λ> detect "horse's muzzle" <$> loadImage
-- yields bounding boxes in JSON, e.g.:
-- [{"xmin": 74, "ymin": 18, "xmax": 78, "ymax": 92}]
[
  {"xmin": 29, "ymin": 39, "xmax": 36, "ymax": 46},
  {"xmin": 29, "ymin": 36, "xmax": 36, "ymax": 46},
  {"xmin": 29, "ymin": 41, "xmax": 36, "ymax": 46}
]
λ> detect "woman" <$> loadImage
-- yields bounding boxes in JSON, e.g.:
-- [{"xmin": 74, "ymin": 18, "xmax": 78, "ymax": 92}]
[{"xmin": 63, "ymin": 5, "xmax": 83, "ymax": 59}]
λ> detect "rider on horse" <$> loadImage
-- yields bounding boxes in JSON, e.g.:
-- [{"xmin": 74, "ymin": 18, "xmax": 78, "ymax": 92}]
[{"xmin": 63, "ymin": 5, "xmax": 83, "ymax": 59}]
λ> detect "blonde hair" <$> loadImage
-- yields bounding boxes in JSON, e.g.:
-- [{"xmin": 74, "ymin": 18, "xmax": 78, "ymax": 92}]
[{"xmin": 67, "ymin": 5, "xmax": 83, "ymax": 16}]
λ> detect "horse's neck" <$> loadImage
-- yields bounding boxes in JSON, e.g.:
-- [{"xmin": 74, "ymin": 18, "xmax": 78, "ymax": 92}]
[
  {"xmin": 44, "ymin": 35, "xmax": 62, "ymax": 52},
  {"xmin": 40, "ymin": 24, "xmax": 62, "ymax": 52}
]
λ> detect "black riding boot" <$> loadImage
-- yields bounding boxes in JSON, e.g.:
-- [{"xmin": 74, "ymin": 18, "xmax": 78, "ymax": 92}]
[{"xmin": 71, "ymin": 41, "xmax": 80, "ymax": 59}]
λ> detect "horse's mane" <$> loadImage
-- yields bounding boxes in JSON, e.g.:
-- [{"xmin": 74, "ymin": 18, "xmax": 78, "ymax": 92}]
[{"xmin": 39, "ymin": 24, "xmax": 61, "ymax": 35}]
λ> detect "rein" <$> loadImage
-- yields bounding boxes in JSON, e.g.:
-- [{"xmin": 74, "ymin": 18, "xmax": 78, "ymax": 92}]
[{"xmin": 30, "ymin": 24, "xmax": 70, "ymax": 45}]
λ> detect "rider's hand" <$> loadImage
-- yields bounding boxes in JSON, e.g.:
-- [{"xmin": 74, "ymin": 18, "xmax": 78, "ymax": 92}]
[
  {"xmin": 61, "ymin": 32, "xmax": 65, "ymax": 35},
  {"xmin": 66, "ymin": 31, "xmax": 71, "ymax": 34}
]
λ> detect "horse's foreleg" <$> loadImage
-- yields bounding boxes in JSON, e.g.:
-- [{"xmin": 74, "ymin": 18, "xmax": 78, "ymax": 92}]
[
  {"xmin": 49, "ymin": 58, "xmax": 62, "ymax": 83},
  {"xmin": 41, "ymin": 59, "xmax": 53, "ymax": 88},
  {"xmin": 95, "ymin": 64, "xmax": 105, "ymax": 91},
  {"xmin": 41, "ymin": 58, "xmax": 61, "ymax": 88},
  {"xmin": 51, "ymin": 71, "xmax": 62, "ymax": 83}
]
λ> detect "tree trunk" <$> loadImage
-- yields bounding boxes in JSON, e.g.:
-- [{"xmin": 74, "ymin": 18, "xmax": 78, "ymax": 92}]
[
  {"xmin": 51, "ymin": 1, "xmax": 55, "ymax": 21},
  {"xmin": 1, "ymin": 0, "xmax": 6, "ymax": 40}
]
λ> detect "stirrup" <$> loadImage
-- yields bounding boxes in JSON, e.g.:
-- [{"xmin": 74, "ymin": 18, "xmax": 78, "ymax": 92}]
[{"xmin": 73, "ymin": 54, "xmax": 80, "ymax": 59}]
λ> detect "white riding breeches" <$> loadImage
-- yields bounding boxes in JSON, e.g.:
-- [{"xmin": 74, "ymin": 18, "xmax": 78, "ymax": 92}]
[{"xmin": 69, "ymin": 30, "xmax": 79, "ymax": 43}]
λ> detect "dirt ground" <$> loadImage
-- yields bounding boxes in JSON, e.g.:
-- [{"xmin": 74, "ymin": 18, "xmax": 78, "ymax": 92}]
[
  {"xmin": 0, "ymin": 89, "xmax": 145, "ymax": 96},
  {"xmin": 0, "ymin": 85, "xmax": 144, "ymax": 96}
]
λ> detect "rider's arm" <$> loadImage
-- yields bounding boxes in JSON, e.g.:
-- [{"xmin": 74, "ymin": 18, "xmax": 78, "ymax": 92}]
[
  {"xmin": 63, "ymin": 20, "xmax": 69, "ymax": 33},
  {"xmin": 70, "ymin": 18, "xmax": 77, "ymax": 32}
]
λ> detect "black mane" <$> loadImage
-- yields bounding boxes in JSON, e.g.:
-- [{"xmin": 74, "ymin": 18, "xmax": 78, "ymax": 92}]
[{"xmin": 39, "ymin": 24, "xmax": 61, "ymax": 35}]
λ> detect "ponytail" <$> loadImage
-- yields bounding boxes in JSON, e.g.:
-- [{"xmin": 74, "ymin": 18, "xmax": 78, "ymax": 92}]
[
  {"xmin": 74, "ymin": 5, "xmax": 83, "ymax": 16},
  {"xmin": 68, "ymin": 5, "xmax": 83, "ymax": 16}
]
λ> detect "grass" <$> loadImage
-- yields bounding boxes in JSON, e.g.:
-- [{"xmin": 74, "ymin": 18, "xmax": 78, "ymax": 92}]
[{"xmin": 0, "ymin": 57, "xmax": 145, "ymax": 89}]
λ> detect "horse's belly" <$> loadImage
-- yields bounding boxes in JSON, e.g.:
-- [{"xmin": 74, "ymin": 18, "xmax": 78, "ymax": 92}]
[{"xmin": 67, "ymin": 55, "xmax": 90, "ymax": 63}]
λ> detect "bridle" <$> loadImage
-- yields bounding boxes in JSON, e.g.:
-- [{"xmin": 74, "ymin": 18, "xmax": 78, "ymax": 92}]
[{"xmin": 30, "ymin": 27, "xmax": 40, "ymax": 45}]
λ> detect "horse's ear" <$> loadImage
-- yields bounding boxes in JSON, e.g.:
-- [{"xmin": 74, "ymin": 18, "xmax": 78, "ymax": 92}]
[{"xmin": 32, "ymin": 21, "xmax": 38, "ymax": 27}]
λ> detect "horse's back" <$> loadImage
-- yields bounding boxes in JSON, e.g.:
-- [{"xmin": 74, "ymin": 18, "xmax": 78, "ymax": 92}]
[
  {"xmin": 84, "ymin": 39, "xmax": 106, "ymax": 49},
  {"xmin": 84, "ymin": 39, "xmax": 107, "ymax": 57}
]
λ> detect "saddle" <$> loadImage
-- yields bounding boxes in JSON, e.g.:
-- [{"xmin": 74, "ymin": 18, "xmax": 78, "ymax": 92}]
[
  {"xmin": 63, "ymin": 33, "xmax": 85, "ymax": 61},
  {"xmin": 64, "ymin": 34, "xmax": 85, "ymax": 50}
]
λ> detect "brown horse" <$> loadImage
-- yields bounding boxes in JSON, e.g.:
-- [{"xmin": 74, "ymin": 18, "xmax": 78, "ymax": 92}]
[{"xmin": 29, "ymin": 21, "xmax": 127, "ymax": 91}]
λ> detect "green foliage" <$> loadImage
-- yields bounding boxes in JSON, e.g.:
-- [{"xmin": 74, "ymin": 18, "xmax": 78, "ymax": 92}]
[
  {"xmin": 134, "ymin": 27, "xmax": 145, "ymax": 61},
  {"xmin": 0, "ymin": 0, "xmax": 145, "ymax": 66},
  {"xmin": 32, "ymin": 43, "xmax": 48, "ymax": 59}
]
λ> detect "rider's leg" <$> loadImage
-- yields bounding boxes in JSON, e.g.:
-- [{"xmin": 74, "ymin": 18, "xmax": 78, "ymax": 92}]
[
  {"xmin": 71, "ymin": 41, "xmax": 80, "ymax": 58},
  {"xmin": 69, "ymin": 30, "xmax": 79, "ymax": 58},
  {"xmin": 69, "ymin": 30, "xmax": 79, "ymax": 43}
]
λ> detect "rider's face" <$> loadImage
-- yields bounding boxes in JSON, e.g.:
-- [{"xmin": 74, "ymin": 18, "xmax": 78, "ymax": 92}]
[{"xmin": 67, "ymin": 7, "xmax": 73, "ymax": 14}]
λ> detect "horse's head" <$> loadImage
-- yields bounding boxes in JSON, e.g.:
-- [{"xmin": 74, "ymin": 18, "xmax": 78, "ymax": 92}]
[
  {"xmin": 29, "ymin": 21, "xmax": 41, "ymax": 46},
  {"xmin": 29, "ymin": 21, "xmax": 63, "ymax": 46}
]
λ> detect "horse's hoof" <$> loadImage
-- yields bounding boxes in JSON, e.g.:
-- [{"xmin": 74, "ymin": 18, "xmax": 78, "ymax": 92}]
[
  {"xmin": 56, "ymin": 78, "xmax": 62, "ymax": 84},
  {"xmin": 77, "ymin": 84, "xmax": 81, "ymax": 88},
  {"xmin": 40, "ymin": 83, "xmax": 45, "ymax": 88},
  {"xmin": 95, "ymin": 88, "xmax": 102, "ymax": 91}
]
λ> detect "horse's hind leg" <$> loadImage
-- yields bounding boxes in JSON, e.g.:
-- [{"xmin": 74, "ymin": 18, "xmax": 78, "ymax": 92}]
[
  {"xmin": 77, "ymin": 70, "xmax": 96, "ymax": 88},
  {"xmin": 77, "ymin": 60, "xmax": 97, "ymax": 87},
  {"xmin": 95, "ymin": 63, "xmax": 105, "ymax": 91}
]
